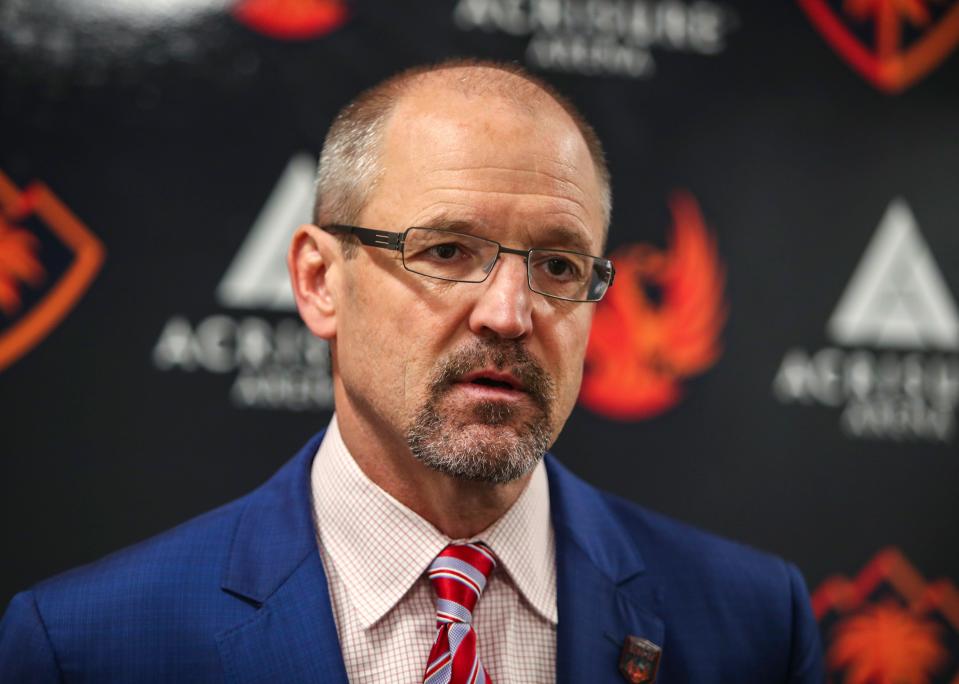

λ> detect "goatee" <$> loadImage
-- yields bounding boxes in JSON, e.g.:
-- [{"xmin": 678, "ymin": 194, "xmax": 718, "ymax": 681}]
[{"xmin": 406, "ymin": 339, "xmax": 555, "ymax": 484}]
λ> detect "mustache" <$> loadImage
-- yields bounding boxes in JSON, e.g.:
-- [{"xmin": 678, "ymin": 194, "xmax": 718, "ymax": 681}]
[{"xmin": 430, "ymin": 339, "xmax": 555, "ymax": 412}]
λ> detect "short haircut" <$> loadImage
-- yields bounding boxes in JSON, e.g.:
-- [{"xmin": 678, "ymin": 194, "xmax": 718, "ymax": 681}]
[{"xmin": 313, "ymin": 58, "xmax": 611, "ymax": 257}]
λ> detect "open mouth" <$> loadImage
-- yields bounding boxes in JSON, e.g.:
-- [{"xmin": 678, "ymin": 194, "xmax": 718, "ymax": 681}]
[
  {"xmin": 470, "ymin": 377, "xmax": 516, "ymax": 391},
  {"xmin": 456, "ymin": 370, "xmax": 525, "ymax": 394}
]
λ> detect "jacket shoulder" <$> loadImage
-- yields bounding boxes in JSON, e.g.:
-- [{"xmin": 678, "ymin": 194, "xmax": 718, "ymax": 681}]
[
  {"xmin": 1, "ymin": 431, "xmax": 326, "ymax": 682},
  {"xmin": 0, "ymin": 497, "xmax": 252, "ymax": 682},
  {"xmin": 546, "ymin": 454, "xmax": 793, "ymax": 588},
  {"xmin": 545, "ymin": 455, "xmax": 824, "ymax": 682},
  {"xmin": 34, "ymin": 494, "xmax": 245, "ymax": 607},
  {"xmin": 606, "ymin": 491, "xmax": 791, "ymax": 583}
]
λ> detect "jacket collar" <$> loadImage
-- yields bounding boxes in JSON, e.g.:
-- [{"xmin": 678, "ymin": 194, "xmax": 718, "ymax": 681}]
[
  {"xmin": 546, "ymin": 455, "xmax": 665, "ymax": 683},
  {"xmin": 220, "ymin": 430, "xmax": 326, "ymax": 604},
  {"xmin": 216, "ymin": 429, "xmax": 350, "ymax": 684},
  {"xmin": 217, "ymin": 431, "xmax": 664, "ymax": 684},
  {"xmin": 219, "ymin": 432, "xmax": 652, "ymax": 603},
  {"xmin": 544, "ymin": 454, "xmax": 646, "ymax": 583}
]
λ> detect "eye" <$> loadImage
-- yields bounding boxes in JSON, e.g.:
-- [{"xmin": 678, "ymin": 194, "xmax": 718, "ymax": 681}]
[
  {"xmin": 538, "ymin": 255, "xmax": 582, "ymax": 282},
  {"xmin": 427, "ymin": 243, "xmax": 462, "ymax": 260},
  {"xmin": 547, "ymin": 258, "xmax": 572, "ymax": 276}
]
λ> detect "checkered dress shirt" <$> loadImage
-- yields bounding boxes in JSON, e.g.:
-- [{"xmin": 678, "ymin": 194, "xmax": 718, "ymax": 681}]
[{"xmin": 311, "ymin": 416, "xmax": 558, "ymax": 683}]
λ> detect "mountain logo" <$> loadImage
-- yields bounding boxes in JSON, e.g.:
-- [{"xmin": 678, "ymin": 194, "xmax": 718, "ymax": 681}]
[
  {"xmin": 579, "ymin": 191, "xmax": 727, "ymax": 420},
  {"xmin": 153, "ymin": 154, "xmax": 332, "ymax": 412},
  {"xmin": 0, "ymin": 171, "xmax": 104, "ymax": 372},
  {"xmin": 799, "ymin": 0, "xmax": 959, "ymax": 93},
  {"xmin": 812, "ymin": 548, "xmax": 959, "ymax": 683},
  {"xmin": 828, "ymin": 198, "xmax": 959, "ymax": 351},
  {"xmin": 216, "ymin": 154, "xmax": 315, "ymax": 311},
  {"xmin": 772, "ymin": 197, "xmax": 959, "ymax": 442},
  {"xmin": 233, "ymin": 0, "xmax": 349, "ymax": 40}
]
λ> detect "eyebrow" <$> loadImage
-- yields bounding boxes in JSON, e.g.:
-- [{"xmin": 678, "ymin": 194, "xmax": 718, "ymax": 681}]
[
  {"xmin": 417, "ymin": 215, "xmax": 480, "ymax": 233},
  {"xmin": 535, "ymin": 225, "xmax": 594, "ymax": 255},
  {"xmin": 415, "ymin": 215, "xmax": 597, "ymax": 255}
]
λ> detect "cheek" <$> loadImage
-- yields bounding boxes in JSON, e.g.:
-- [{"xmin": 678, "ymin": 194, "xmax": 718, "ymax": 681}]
[
  {"xmin": 352, "ymin": 287, "xmax": 467, "ymax": 409},
  {"xmin": 399, "ymin": 299, "xmax": 471, "ymax": 383},
  {"xmin": 545, "ymin": 312, "xmax": 593, "ymax": 405},
  {"xmin": 344, "ymin": 255, "xmax": 463, "ymax": 368},
  {"xmin": 337, "ymin": 274, "xmax": 412, "ymax": 407}
]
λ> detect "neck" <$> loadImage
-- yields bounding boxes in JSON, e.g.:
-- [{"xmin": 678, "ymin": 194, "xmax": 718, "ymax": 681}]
[{"xmin": 333, "ymin": 401, "xmax": 531, "ymax": 540}]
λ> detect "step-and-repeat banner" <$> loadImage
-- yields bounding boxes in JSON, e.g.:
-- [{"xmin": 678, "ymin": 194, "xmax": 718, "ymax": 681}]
[{"xmin": 2, "ymin": 1, "xmax": 958, "ymax": 680}]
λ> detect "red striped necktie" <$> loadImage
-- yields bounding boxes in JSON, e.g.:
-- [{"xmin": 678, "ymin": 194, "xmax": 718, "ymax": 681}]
[{"xmin": 422, "ymin": 542, "xmax": 497, "ymax": 684}]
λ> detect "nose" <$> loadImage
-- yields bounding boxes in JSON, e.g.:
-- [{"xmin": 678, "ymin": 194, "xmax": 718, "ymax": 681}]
[{"xmin": 467, "ymin": 253, "xmax": 534, "ymax": 340}]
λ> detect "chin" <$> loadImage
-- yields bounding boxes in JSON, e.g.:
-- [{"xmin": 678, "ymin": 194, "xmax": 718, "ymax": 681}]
[{"xmin": 406, "ymin": 403, "xmax": 551, "ymax": 485}]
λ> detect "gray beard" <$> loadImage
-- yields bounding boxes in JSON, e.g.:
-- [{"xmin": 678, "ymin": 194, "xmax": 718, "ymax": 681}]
[{"xmin": 406, "ymin": 340, "xmax": 555, "ymax": 485}]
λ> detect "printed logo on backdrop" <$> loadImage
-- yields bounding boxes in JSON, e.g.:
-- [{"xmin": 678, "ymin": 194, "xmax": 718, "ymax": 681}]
[
  {"xmin": 233, "ymin": 0, "xmax": 350, "ymax": 40},
  {"xmin": 453, "ymin": 0, "xmax": 739, "ymax": 79},
  {"xmin": 153, "ymin": 154, "xmax": 334, "ymax": 411},
  {"xmin": 812, "ymin": 548, "xmax": 959, "ymax": 683},
  {"xmin": 0, "ymin": 170, "xmax": 105, "ymax": 373},
  {"xmin": 773, "ymin": 198, "xmax": 959, "ymax": 443},
  {"xmin": 579, "ymin": 191, "xmax": 726, "ymax": 419},
  {"xmin": 799, "ymin": 0, "xmax": 959, "ymax": 93}
]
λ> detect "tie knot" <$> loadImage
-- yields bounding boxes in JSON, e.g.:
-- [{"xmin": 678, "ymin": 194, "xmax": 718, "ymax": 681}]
[{"xmin": 428, "ymin": 542, "xmax": 497, "ymax": 622}]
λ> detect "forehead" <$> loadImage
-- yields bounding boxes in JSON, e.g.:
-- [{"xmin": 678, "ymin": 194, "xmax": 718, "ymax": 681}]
[{"xmin": 365, "ymin": 83, "xmax": 605, "ymax": 252}]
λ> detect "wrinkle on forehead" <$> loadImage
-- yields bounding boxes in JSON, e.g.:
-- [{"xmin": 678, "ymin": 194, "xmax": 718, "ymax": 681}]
[
  {"xmin": 422, "ymin": 162, "xmax": 591, "ymax": 208},
  {"xmin": 423, "ymin": 183, "xmax": 589, "ymax": 212},
  {"xmin": 391, "ymin": 83, "xmax": 594, "ymax": 175},
  {"xmin": 418, "ymin": 187, "xmax": 593, "ymax": 235},
  {"xmin": 367, "ymin": 84, "xmax": 605, "ymax": 250}
]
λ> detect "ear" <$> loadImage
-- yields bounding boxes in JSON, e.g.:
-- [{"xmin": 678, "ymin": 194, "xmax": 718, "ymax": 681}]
[{"xmin": 288, "ymin": 224, "xmax": 340, "ymax": 340}]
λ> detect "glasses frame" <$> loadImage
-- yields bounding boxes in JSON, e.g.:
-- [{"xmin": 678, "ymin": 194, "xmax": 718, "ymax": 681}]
[{"xmin": 321, "ymin": 224, "xmax": 615, "ymax": 303}]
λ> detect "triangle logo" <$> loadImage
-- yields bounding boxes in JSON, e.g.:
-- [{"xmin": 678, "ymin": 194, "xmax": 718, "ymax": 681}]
[
  {"xmin": 827, "ymin": 198, "xmax": 959, "ymax": 351},
  {"xmin": 216, "ymin": 153, "xmax": 316, "ymax": 311}
]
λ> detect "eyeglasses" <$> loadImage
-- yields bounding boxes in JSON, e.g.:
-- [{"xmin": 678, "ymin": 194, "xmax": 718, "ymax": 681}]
[{"xmin": 321, "ymin": 224, "xmax": 615, "ymax": 303}]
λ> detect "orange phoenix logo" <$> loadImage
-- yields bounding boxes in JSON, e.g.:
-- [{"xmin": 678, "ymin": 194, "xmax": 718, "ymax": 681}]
[
  {"xmin": 233, "ymin": 0, "xmax": 349, "ymax": 40},
  {"xmin": 813, "ymin": 548, "xmax": 959, "ymax": 683},
  {"xmin": 579, "ymin": 191, "xmax": 726, "ymax": 420},
  {"xmin": 799, "ymin": 0, "xmax": 959, "ymax": 93},
  {"xmin": 0, "ymin": 171, "xmax": 104, "ymax": 372}
]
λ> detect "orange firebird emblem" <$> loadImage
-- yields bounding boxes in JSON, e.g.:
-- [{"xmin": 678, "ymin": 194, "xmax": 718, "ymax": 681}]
[
  {"xmin": 0, "ymin": 171, "xmax": 104, "ymax": 372},
  {"xmin": 233, "ymin": 0, "xmax": 349, "ymax": 40},
  {"xmin": 579, "ymin": 191, "xmax": 726, "ymax": 421},
  {"xmin": 799, "ymin": 0, "xmax": 959, "ymax": 93},
  {"xmin": 813, "ymin": 548, "xmax": 959, "ymax": 683}
]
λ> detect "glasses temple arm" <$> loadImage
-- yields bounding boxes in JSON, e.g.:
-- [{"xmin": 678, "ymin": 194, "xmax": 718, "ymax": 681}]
[{"xmin": 322, "ymin": 225, "xmax": 404, "ymax": 251}]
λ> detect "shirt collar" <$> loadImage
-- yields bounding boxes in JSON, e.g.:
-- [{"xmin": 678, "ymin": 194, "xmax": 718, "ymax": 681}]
[{"xmin": 311, "ymin": 415, "xmax": 557, "ymax": 629}]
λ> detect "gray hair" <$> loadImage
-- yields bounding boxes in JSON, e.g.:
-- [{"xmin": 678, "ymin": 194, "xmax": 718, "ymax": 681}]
[{"xmin": 313, "ymin": 59, "xmax": 612, "ymax": 257}]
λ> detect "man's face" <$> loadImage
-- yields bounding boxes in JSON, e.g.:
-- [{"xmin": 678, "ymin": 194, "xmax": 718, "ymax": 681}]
[{"xmin": 332, "ymin": 84, "xmax": 606, "ymax": 483}]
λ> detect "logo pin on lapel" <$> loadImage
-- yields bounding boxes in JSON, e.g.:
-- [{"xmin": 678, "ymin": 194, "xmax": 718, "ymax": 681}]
[{"xmin": 619, "ymin": 636, "xmax": 661, "ymax": 683}]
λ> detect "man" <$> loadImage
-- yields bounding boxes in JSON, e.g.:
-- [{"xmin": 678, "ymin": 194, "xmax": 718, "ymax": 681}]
[{"xmin": 0, "ymin": 60, "xmax": 823, "ymax": 682}]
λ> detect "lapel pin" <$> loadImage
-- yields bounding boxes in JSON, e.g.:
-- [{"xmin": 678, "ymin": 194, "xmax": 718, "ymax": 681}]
[{"xmin": 619, "ymin": 635, "xmax": 661, "ymax": 683}]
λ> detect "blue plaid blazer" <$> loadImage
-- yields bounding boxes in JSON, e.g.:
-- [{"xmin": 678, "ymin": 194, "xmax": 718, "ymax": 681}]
[{"xmin": 0, "ymin": 430, "xmax": 823, "ymax": 682}]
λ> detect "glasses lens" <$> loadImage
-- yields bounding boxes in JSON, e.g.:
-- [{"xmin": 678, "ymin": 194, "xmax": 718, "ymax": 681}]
[
  {"xmin": 528, "ymin": 249, "xmax": 612, "ymax": 302},
  {"xmin": 402, "ymin": 228, "xmax": 498, "ymax": 282}
]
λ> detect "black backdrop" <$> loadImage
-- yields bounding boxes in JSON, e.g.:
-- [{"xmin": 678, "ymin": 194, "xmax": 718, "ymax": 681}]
[{"xmin": 3, "ymin": 1, "xmax": 958, "ymax": 680}]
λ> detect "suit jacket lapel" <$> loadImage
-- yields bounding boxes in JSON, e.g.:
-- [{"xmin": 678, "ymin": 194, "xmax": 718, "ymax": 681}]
[
  {"xmin": 216, "ymin": 430, "xmax": 349, "ymax": 684},
  {"xmin": 546, "ymin": 456, "xmax": 665, "ymax": 683},
  {"xmin": 217, "ymin": 552, "xmax": 348, "ymax": 684},
  {"xmin": 213, "ymin": 436, "xmax": 663, "ymax": 683}
]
